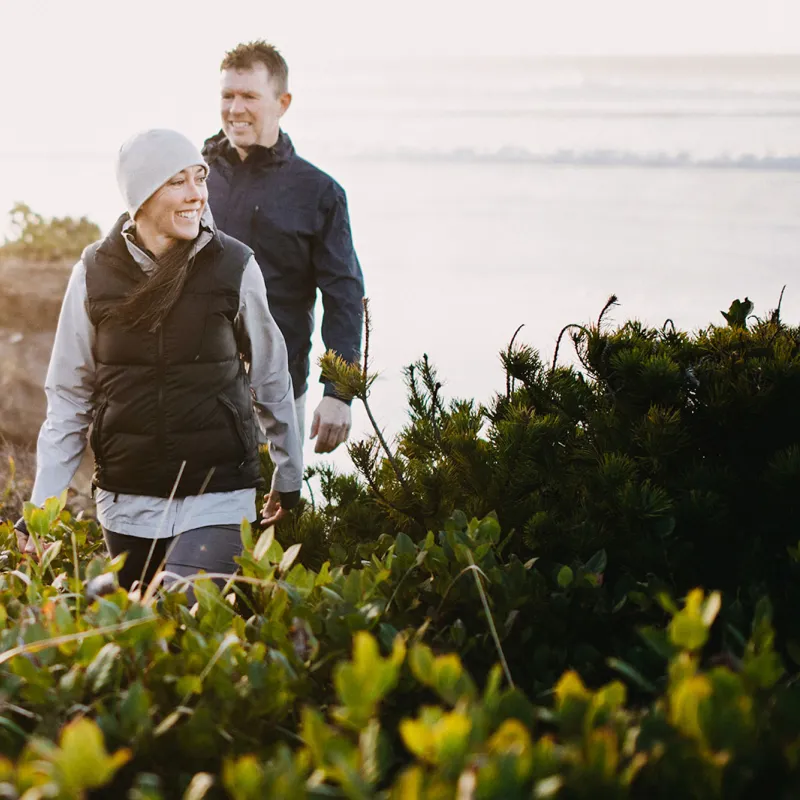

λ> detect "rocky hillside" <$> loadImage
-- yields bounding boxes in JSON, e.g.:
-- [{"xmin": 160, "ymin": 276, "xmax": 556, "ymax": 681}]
[
  {"xmin": 0, "ymin": 258, "xmax": 71, "ymax": 444},
  {"xmin": 0, "ymin": 258, "xmax": 93, "ymax": 508}
]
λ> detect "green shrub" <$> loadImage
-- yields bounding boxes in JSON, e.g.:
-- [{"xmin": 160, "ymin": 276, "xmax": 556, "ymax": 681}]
[
  {"xmin": 306, "ymin": 298, "xmax": 800, "ymax": 683},
  {"xmin": 0, "ymin": 506, "xmax": 799, "ymax": 798},
  {"xmin": 0, "ymin": 203, "xmax": 100, "ymax": 263},
  {"xmin": 1, "ymin": 297, "xmax": 799, "ymax": 798}
]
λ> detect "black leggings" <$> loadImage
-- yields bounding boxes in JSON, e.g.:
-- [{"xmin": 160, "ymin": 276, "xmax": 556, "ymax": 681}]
[{"xmin": 103, "ymin": 524, "xmax": 243, "ymax": 603}]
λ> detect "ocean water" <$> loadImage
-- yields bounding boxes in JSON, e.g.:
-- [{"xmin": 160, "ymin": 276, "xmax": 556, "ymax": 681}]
[{"xmin": 2, "ymin": 56, "xmax": 800, "ymax": 472}]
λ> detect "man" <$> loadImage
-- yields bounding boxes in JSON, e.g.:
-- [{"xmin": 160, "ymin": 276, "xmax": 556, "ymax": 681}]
[{"xmin": 203, "ymin": 40, "xmax": 364, "ymax": 457}]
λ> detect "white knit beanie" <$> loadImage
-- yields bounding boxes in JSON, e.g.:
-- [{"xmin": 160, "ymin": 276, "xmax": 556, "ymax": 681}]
[{"xmin": 116, "ymin": 129, "xmax": 208, "ymax": 219}]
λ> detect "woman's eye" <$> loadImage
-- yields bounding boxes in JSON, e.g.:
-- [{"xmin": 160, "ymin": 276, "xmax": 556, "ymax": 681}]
[{"xmin": 197, "ymin": 175, "xmax": 207, "ymax": 183}]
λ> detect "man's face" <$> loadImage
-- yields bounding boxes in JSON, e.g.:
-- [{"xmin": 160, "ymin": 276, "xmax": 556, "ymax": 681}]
[{"xmin": 220, "ymin": 64, "xmax": 291, "ymax": 155}]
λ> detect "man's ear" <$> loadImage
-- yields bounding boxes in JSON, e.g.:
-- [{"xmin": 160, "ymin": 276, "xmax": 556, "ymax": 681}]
[{"xmin": 279, "ymin": 93, "xmax": 292, "ymax": 116}]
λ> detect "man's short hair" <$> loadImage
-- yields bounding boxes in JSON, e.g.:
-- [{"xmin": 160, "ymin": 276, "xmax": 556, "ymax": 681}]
[{"xmin": 221, "ymin": 41, "xmax": 289, "ymax": 95}]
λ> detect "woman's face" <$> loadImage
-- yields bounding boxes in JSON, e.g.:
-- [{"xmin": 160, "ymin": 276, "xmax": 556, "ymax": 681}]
[{"xmin": 136, "ymin": 165, "xmax": 208, "ymax": 251}]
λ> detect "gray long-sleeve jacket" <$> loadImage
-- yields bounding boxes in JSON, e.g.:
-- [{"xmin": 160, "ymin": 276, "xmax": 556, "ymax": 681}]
[{"xmin": 30, "ymin": 213, "xmax": 303, "ymax": 538}]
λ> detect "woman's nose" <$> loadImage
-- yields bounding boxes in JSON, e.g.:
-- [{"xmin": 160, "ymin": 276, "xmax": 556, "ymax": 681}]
[{"xmin": 185, "ymin": 177, "xmax": 206, "ymax": 201}]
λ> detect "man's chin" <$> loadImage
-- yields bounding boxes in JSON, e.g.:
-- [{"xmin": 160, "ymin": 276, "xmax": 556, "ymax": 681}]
[{"xmin": 225, "ymin": 129, "xmax": 254, "ymax": 146}]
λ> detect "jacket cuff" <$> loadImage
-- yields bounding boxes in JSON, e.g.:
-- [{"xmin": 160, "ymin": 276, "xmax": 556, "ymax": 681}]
[
  {"xmin": 279, "ymin": 490, "xmax": 301, "ymax": 510},
  {"xmin": 322, "ymin": 381, "xmax": 354, "ymax": 406}
]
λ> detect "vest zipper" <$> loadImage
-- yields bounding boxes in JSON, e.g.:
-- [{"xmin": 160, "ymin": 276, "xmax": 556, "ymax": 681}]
[{"xmin": 157, "ymin": 324, "xmax": 165, "ymax": 461}]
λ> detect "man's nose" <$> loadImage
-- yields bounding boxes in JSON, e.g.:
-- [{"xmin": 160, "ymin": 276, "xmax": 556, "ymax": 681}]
[{"xmin": 229, "ymin": 95, "xmax": 245, "ymax": 115}]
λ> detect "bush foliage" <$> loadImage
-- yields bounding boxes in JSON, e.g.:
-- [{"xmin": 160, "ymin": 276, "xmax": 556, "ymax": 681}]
[
  {"xmin": 0, "ymin": 204, "xmax": 100, "ymax": 263},
  {"xmin": 1, "ymin": 297, "xmax": 800, "ymax": 798}
]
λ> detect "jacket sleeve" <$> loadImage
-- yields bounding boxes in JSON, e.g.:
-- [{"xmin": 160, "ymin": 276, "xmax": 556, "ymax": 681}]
[
  {"xmin": 30, "ymin": 260, "xmax": 96, "ymax": 507},
  {"xmin": 237, "ymin": 256, "xmax": 303, "ymax": 496},
  {"xmin": 311, "ymin": 182, "xmax": 365, "ymax": 402}
]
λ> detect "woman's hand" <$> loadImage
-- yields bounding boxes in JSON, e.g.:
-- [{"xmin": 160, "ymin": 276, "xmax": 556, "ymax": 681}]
[
  {"xmin": 260, "ymin": 490, "xmax": 287, "ymax": 527},
  {"xmin": 13, "ymin": 520, "xmax": 38, "ymax": 557}
]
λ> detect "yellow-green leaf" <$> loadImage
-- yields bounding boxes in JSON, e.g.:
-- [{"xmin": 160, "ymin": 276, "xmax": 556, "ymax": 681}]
[{"xmin": 54, "ymin": 717, "xmax": 131, "ymax": 793}]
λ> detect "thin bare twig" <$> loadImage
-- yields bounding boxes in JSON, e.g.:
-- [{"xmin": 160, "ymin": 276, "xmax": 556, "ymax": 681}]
[
  {"xmin": 551, "ymin": 324, "xmax": 591, "ymax": 374},
  {"xmin": 138, "ymin": 460, "xmax": 187, "ymax": 593},
  {"xmin": 142, "ymin": 465, "xmax": 215, "ymax": 606},
  {"xmin": 361, "ymin": 297, "xmax": 371, "ymax": 385},
  {"xmin": 363, "ymin": 398, "xmax": 411, "ymax": 494},
  {"xmin": 505, "ymin": 323, "xmax": 525, "ymax": 399},
  {"xmin": 467, "ymin": 552, "xmax": 515, "ymax": 689},
  {"xmin": 357, "ymin": 298, "xmax": 412, "ymax": 494},
  {"xmin": 774, "ymin": 284, "xmax": 787, "ymax": 325},
  {"xmin": 0, "ymin": 617, "xmax": 157, "ymax": 666},
  {"xmin": 304, "ymin": 475, "xmax": 317, "ymax": 514},
  {"xmin": 597, "ymin": 294, "xmax": 619, "ymax": 328}
]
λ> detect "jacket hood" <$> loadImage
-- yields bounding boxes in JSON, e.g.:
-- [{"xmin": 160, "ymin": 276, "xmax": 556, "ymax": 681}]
[{"xmin": 202, "ymin": 129, "xmax": 295, "ymax": 169}]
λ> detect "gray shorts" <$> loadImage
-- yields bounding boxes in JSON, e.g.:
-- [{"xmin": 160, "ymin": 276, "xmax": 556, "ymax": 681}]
[{"xmin": 104, "ymin": 524, "xmax": 243, "ymax": 603}]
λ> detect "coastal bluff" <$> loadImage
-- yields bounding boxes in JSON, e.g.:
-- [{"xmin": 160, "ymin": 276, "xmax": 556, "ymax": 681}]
[{"xmin": 0, "ymin": 258, "xmax": 71, "ymax": 446}]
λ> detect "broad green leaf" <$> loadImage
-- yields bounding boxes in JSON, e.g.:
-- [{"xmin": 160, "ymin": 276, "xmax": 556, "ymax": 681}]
[
  {"xmin": 554, "ymin": 671, "xmax": 591, "ymax": 733},
  {"xmin": 40, "ymin": 540, "xmax": 63, "ymax": 573},
  {"xmin": 409, "ymin": 643, "xmax": 435, "ymax": 684},
  {"xmin": 394, "ymin": 532, "xmax": 416, "ymax": 558},
  {"xmin": 222, "ymin": 754, "xmax": 264, "ymax": 800},
  {"xmin": 240, "ymin": 518, "xmax": 254, "ymax": 551},
  {"xmin": 399, "ymin": 707, "xmax": 472, "ymax": 767},
  {"xmin": 668, "ymin": 674, "xmax": 711, "ymax": 740},
  {"xmin": 669, "ymin": 612, "xmax": 708, "ymax": 651},
  {"xmin": 182, "ymin": 772, "xmax": 215, "ymax": 800},
  {"xmin": 585, "ymin": 728, "xmax": 619, "ymax": 781},
  {"xmin": 333, "ymin": 632, "xmax": 406, "ymax": 730},
  {"xmin": 667, "ymin": 589, "xmax": 720, "ymax": 652},
  {"xmin": 279, "ymin": 543, "xmax": 302, "ymax": 574},
  {"xmin": 43, "ymin": 494, "xmax": 65, "ymax": 524},
  {"xmin": 700, "ymin": 591, "xmax": 721, "ymax": 627},
  {"xmin": 177, "ymin": 675, "xmax": 203, "ymax": 698},
  {"xmin": 583, "ymin": 549, "xmax": 607, "ymax": 575},
  {"xmin": 556, "ymin": 566, "xmax": 573, "ymax": 589},
  {"xmin": 554, "ymin": 671, "xmax": 590, "ymax": 706},
  {"xmin": 85, "ymin": 642, "xmax": 121, "ymax": 694},
  {"xmin": 253, "ymin": 528, "xmax": 275, "ymax": 562},
  {"xmin": 54, "ymin": 717, "xmax": 131, "ymax": 794},
  {"xmin": 315, "ymin": 561, "xmax": 333, "ymax": 587}
]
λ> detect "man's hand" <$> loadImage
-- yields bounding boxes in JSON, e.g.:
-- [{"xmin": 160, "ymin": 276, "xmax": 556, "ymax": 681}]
[
  {"xmin": 310, "ymin": 396, "xmax": 352, "ymax": 453},
  {"xmin": 260, "ymin": 490, "xmax": 287, "ymax": 527}
]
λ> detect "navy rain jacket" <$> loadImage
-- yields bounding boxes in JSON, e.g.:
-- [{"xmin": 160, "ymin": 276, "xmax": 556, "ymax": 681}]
[{"xmin": 202, "ymin": 130, "xmax": 364, "ymax": 400}]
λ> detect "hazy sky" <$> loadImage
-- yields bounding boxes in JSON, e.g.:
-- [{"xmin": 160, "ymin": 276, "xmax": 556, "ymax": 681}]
[
  {"xmin": 0, "ymin": 0, "xmax": 796, "ymax": 155},
  {"xmin": 1, "ymin": 0, "xmax": 798, "ymax": 69}
]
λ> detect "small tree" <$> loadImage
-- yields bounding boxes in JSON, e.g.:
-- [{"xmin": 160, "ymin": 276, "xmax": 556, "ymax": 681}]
[{"xmin": 0, "ymin": 203, "xmax": 100, "ymax": 263}]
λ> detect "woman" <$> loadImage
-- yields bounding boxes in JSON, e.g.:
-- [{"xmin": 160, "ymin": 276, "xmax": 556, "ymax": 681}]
[{"xmin": 13, "ymin": 129, "xmax": 303, "ymax": 596}]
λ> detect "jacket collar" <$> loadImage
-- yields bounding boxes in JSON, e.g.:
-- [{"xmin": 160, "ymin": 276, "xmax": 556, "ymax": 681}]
[
  {"xmin": 121, "ymin": 207, "xmax": 216, "ymax": 274},
  {"xmin": 97, "ymin": 207, "xmax": 219, "ymax": 280},
  {"xmin": 202, "ymin": 129, "xmax": 295, "ymax": 170}
]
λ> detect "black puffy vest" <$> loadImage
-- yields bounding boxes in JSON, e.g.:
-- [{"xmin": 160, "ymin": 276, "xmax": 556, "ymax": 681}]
[{"xmin": 84, "ymin": 216, "xmax": 263, "ymax": 498}]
